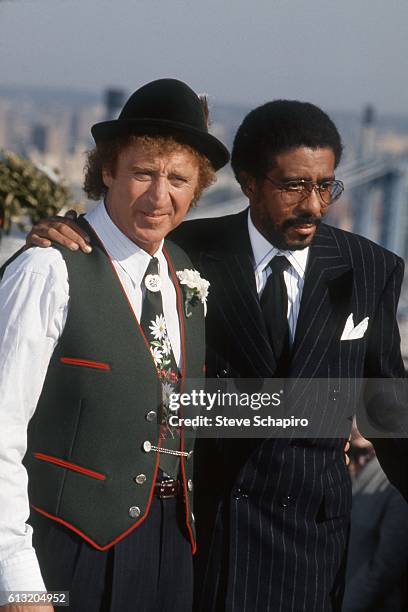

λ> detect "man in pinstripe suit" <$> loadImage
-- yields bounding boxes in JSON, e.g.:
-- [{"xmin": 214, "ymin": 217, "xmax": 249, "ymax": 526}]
[
  {"xmin": 25, "ymin": 100, "xmax": 408, "ymax": 611},
  {"xmin": 169, "ymin": 100, "xmax": 408, "ymax": 612}
]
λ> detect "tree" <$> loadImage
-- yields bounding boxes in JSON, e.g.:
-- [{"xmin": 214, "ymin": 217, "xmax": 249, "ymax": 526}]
[{"xmin": 0, "ymin": 150, "xmax": 80, "ymax": 237}]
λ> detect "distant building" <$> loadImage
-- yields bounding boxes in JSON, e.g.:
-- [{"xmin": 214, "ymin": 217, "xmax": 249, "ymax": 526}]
[
  {"xmin": 359, "ymin": 104, "xmax": 376, "ymax": 160},
  {"xmin": 104, "ymin": 88, "xmax": 126, "ymax": 120},
  {"xmin": 0, "ymin": 101, "xmax": 11, "ymax": 149},
  {"xmin": 31, "ymin": 124, "xmax": 48, "ymax": 154}
]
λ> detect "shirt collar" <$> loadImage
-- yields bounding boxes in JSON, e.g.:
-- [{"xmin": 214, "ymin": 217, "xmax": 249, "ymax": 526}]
[
  {"xmin": 247, "ymin": 209, "xmax": 309, "ymax": 279},
  {"xmin": 85, "ymin": 201, "xmax": 166, "ymax": 287}
]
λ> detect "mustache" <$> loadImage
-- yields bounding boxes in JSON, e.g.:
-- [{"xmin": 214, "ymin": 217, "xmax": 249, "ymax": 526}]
[{"xmin": 283, "ymin": 216, "xmax": 322, "ymax": 229}]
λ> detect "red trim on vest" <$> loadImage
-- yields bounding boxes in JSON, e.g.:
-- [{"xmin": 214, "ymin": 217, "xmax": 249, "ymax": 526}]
[
  {"xmin": 59, "ymin": 357, "xmax": 111, "ymax": 371},
  {"xmin": 180, "ymin": 428, "xmax": 197, "ymax": 555},
  {"xmin": 31, "ymin": 451, "xmax": 161, "ymax": 550},
  {"xmin": 71, "ymin": 221, "xmax": 192, "ymax": 549},
  {"xmin": 164, "ymin": 247, "xmax": 197, "ymax": 554},
  {"xmin": 31, "ymin": 450, "xmax": 163, "ymax": 552},
  {"xmin": 33, "ymin": 453, "xmax": 106, "ymax": 481}
]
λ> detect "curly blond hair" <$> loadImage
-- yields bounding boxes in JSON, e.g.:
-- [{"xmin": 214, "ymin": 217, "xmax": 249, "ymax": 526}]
[{"xmin": 84, "ymin": 134, "xmax": 216, "ymax": 205}]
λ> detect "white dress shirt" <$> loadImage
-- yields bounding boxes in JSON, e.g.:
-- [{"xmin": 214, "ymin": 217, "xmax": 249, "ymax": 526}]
[
  {"xmin": 0, "ymin": 202, "xmax": 181, "ymax": 599},
  {"xmin": 247, "ymin": 211, "xmax": 309, "ymax": 344}
]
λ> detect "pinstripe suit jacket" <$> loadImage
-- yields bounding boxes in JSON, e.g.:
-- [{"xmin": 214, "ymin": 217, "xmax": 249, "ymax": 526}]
[{"xmin": 170, "ymin": 209, "xmax": 407, "ymax": 612}]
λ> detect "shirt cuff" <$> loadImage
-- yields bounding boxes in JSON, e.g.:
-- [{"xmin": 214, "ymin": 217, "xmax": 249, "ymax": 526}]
[{"xmin": 0, "ymin": 547, "xmax": 46, "ymax": 605}]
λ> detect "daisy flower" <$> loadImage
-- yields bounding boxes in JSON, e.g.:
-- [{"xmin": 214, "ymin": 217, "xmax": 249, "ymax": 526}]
[
  {"xmin": 150, "ymin": 346, "xmax": 163, "ymax": 365},
  {"xmin": 149, "ymin": 314, "xmax": 167, "ymax": 340},
  {"xmin": 162, "ymin": 336, "xmax": 172, "ymax": 356}
]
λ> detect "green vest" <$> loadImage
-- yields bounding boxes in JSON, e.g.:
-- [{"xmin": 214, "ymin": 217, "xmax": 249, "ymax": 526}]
[{"xmin": 23, "ymin": 226, "xmax": 205, "ymax": 551}]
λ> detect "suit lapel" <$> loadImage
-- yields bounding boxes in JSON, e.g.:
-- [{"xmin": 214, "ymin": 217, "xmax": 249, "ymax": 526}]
[
  {"xmin": 200, "ymin": 210, "xmax": 277, "ymax": 377},
  {"xmin": 290, "ymin": 224, "xmax": 353, "ymax": 378}
]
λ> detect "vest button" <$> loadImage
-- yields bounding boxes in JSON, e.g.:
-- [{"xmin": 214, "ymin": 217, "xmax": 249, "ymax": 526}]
[
  {"xmin": 135, "ymin": 474, "xmax": 147, "ymax": 485},
  {"xmin": 146, "ymin": 411, "xmax": 157, "ymax": 422},
  {"xmin": 187, "ymin": 479, "xmax": 193, "ymax": 491},
  {"xmin": 129, "ymin": 506, "xmax": 141, "ymax": 519},
  {"xmin": 143, "ymin": 441, "xmax": 152, "ymax": 453}
]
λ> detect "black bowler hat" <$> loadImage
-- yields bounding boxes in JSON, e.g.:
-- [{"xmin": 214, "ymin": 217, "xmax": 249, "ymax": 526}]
[{"xmin": 91, "ymin": 78, "xmax": 230, "ymax": 171}]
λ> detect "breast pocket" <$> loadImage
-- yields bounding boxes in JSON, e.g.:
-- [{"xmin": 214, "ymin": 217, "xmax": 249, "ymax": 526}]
[{"xmin": 336, "ymin": 335, "xmax": 367, "ymax": 376}]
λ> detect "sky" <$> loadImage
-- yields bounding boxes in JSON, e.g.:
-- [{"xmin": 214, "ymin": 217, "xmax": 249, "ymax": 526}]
[{"xmin": 0, "ymin": 0, "xmax": 408, "ymax": 115}]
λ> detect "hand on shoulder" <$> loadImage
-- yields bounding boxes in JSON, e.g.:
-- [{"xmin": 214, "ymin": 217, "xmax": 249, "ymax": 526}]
[{"xmin": 26, "ymin": 210, "xmax": 91, "ymax": 254}]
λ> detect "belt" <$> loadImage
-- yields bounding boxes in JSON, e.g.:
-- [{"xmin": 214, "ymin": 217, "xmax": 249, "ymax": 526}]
[{"xmin": 154, "ymin": 478, "xmax": 182, "ymax": 499}]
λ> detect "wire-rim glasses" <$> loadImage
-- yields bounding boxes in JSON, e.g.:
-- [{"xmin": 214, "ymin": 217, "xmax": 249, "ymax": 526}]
[{"xmin": 264, "ymin": 176, "xmax": 345, "ymax": 205}]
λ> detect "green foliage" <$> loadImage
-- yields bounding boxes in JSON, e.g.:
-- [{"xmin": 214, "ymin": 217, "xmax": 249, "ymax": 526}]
[{"xmin": 0, "ymin": 150, "xmax": 78, "ymax": 233}]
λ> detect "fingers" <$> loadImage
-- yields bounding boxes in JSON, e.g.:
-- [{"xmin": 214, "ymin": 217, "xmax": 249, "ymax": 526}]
[
  {"xmin": 26, "ymin": 217, "xmax": 91, "ymax": 253},
  {"xmin": 30, "ymin": 234, "xmax": 53, "ymax": 248},
  {"xmin": 46, "ymin": 223, "xmax": 91, "ymax": 253}
]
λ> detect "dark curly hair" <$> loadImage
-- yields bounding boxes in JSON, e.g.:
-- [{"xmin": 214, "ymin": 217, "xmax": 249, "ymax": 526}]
[
  {"xmin": 84, "ymin": 134, "xmax": 216, "ymax": 204},
  {"xmin": 231, "ymin": 100, "xmax": 343, "ymax": 186}
]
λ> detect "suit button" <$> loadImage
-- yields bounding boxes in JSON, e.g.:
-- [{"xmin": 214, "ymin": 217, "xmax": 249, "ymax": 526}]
[
  {"xmin": 143, "ymin": 441, "xmax": 152, "ymax": 453},
  {"xmin": 233, "ymin": 488, "xmax": 248, "ymax": 500},
  {"xmin": 329, "ymin": 388, "xmax": 340, "ymax": 401},
  {"xmin": 134, "ymin": 474, "xmax": 146, "ymax": 485},
  {"xmin": 187, "ymin": 479, "xmax": 193, "ymax": 491},
  {"xmin": 146, "ymin": 411, "xmax": 157, "ymax": 422},
  {"xmin": 281, "ymin": 496, "xmax": 293, "ymax": 509},
  {"xmin": 129, "ymin": 506, "xmax": 141, "ymax": 519},
  {"xmin": 216, "ymin": 369, "xmax": 228, "ymax": 378}
]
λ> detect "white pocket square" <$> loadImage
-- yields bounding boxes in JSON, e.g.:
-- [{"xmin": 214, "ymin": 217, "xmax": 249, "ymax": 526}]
[{"xmin": 341, "ymin": 313, "xmax": 369, "ymax": 341}]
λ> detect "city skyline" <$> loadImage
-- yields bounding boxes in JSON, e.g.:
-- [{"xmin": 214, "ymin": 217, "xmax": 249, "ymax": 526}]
[{"xmin": 1, "ymin": 0, "xmax": 408, "ymax": 114}]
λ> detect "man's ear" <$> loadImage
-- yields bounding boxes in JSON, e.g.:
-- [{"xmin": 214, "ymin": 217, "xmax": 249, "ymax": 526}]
[
  {"xmin": 239, "ymin": 172, "xmax": 257, "ymax": 199},
  {"xmin": 102, "ymin": 167, "xmax": 113, "ymax": 189}
]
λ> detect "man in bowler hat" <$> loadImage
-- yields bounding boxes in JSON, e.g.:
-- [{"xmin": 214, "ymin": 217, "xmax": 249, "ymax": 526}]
[
  {"xmin": 0, "ymin": 78, "xmax": 229, "ymax": 611},
  {"xmin": 28, "ymin": 99, "xmax": 408, "ymax": 611}
]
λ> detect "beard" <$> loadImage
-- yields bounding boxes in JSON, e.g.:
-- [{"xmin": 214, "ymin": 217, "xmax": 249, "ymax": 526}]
[{"xmin": 260, "ymin": 215, "xmax": 322, "ymax": 250}]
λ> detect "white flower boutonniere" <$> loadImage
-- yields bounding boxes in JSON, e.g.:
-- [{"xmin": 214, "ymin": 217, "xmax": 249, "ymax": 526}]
[{"xmin": 176, "ymin": 269, "xmax": 210, "ymax": 317}]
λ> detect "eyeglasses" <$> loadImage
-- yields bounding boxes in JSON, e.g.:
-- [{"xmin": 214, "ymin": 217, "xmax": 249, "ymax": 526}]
[{"xmin": 264, "ymin": 176, "xmax": 344, "ymax": 205}]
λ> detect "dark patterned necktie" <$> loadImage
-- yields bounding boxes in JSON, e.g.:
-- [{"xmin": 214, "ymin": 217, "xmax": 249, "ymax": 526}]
[
  {"xmin": 140, "ymin": 256, "xmax": 180, "ymax": 477},
  {"xmin": 260, "ymin": 255, "xmax": 291, "ymax": 376}
]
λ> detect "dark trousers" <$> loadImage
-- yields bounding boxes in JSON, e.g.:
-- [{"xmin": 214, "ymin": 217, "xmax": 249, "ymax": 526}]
[{"xmin": 30, "ymin": 496, "xmax": 193, "ymax": 612}]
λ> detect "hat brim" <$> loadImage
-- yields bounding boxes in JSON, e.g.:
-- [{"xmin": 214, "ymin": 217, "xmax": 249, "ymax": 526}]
[{"xmin": 91, "ymin": 118, "xmax": 230, "ymax": 171}]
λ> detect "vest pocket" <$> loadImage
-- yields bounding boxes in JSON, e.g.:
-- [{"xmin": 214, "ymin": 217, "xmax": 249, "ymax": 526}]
[
  {"xmin": 33, "ymin": 452, "xmax": 106, "ymax": 481},
  {"xmin": 59, "ymin": 357, "xmax": 111, "ymax": 371}
]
